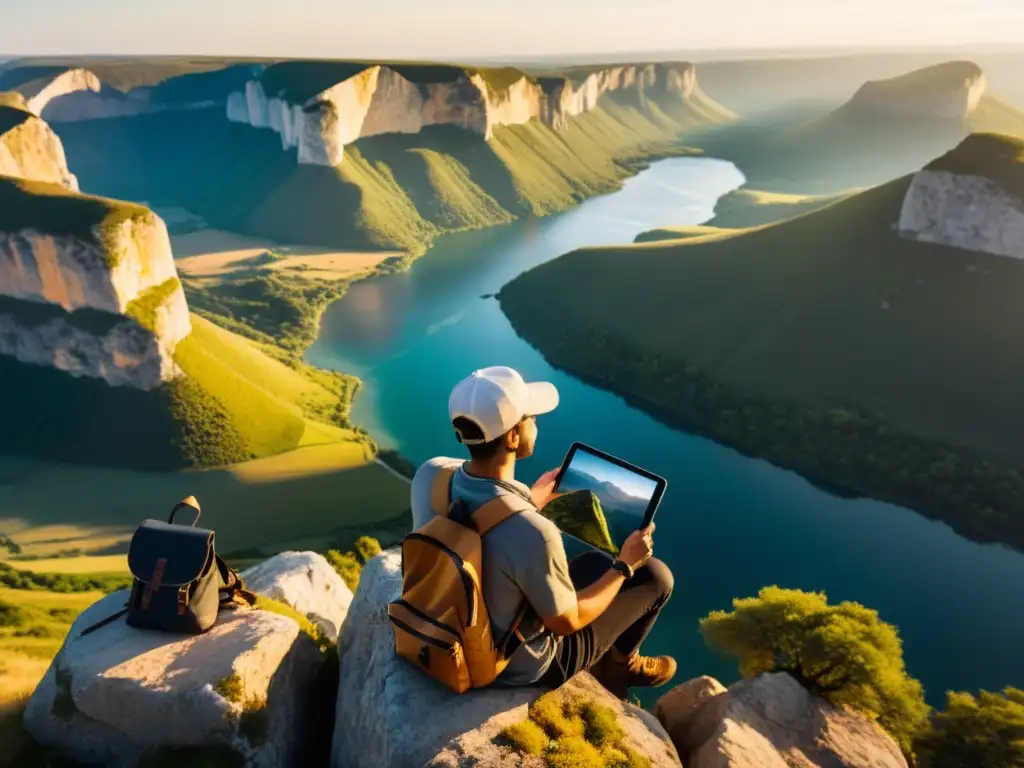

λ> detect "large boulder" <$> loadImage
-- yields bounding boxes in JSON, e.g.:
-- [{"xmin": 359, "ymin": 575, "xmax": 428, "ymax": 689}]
[
  {"xmin": 655, "ymin": 672, "xmax": 908, "ymax": 768},
  {"xmin": 23, "ymin": 586, "xmax": 325, "ymax": 766},
  {"xmin": 241, "ymin": 550, "xmax": 353, "ymax": 642},
  {"xmin": 332, "ymin": 548, "xmax": 681, "ymax": 768}
]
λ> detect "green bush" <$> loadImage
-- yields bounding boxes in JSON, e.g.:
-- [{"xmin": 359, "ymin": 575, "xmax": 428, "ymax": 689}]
[
  {"xmin": 699, "ymin": 586, "xmax": 930, "ymax": 757},
  {"xmin": 915, "ymin": 687, "xmax": 1024, "ymax": 768},
  {"xmin": 0, "ymin": 562, "xmax": 132, "ymax": 594},
  {"xmin": 325, "ymin": 536, "xmax": 381, "ymax": 593},
  {"xmin": 0, "ymin": 598, "xmax": 26, "ymax": 628},
  {"xmin": 502, "ymin": 690, "xmax": 650, "ymax": 768}
]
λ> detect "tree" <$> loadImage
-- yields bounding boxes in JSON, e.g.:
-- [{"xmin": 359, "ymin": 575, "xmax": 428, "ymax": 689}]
[
  {"xmin": 915, "ymin": 688, "xmax": 1024, "ymax": 768},
  {"xmin": 699, "ymin": 586, "xmax": 930, "ymax": 757}
]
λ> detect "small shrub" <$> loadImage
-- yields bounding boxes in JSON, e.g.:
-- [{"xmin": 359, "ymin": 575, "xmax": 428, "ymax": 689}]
[
  {"xmin": 505, "ymin": 690, "xmax": 647, "ymax": 768},
  {"xmin": 0, "ymin": 599, "xmax": 26, "ymax": 628},
  {"xmin": 213, "ymin": 674, "xmax": 244, "ymax": 704},
  {"xmin": 530, "ymin": 691, "xmax": 584, "ymax": 740},
  {"xmin": 325, "ymin": 549, "xmax": 362, "ymax": 593},
  {"xmin": 501, "ymin": 719, "xmax": 549, "ymax": 755},
  {"xmin": 915, "ymin": 687, "xmax": 1024, "ymax": 768},
  {"xmin": 579, "ymin": 698, "xmax": 625, "ymax": 748},
  {"xmin": 546, "ymin": 735, "xmax": 605, "ymax": 768},
  {"xmin": 352, "ymin": 536, "xmax": 381, "ymax": 565}
]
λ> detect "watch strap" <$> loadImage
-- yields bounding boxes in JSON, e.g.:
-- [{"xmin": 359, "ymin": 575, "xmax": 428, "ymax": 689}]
[{"xmin": 611, "ymin": 558, "xmax": 633, "ymax": 579}]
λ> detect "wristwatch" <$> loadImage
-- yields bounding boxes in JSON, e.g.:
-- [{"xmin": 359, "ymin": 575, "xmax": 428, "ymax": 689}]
[{"xmin": 611, "ymin": 558, "xmax": 634, "ymax": 579}]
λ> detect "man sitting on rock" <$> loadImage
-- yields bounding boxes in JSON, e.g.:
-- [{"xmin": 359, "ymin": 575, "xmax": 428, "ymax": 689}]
[{"xmin": 410, "ymin": 365, "xmax": 677, "ymax": 699}]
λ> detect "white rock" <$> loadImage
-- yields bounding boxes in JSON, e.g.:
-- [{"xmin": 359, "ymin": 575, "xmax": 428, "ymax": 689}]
[
  {"xmin": 331, "ymin": 548, "xmax": 681, "ymax": 768},
  {"xmin": 18, "ymin": 68, "xmax": 102, "ymax": 117},
  {"xmin": 0, "ymin": 286, "xmax": 187, "ymax": 390},
  {"xmin": 227, "ymin": 63, "xmax": 702, "ymax": 166},
  {"xmin": 0, "ymin": 112, "xmax": 80, "ymax": 190},
  {"xmin": 0, "ymin": 213, "xmax": 181, "ymax": 315},
  {"xmin": 241, "ymin": 551, "xmax": 353, "ymax": 642},
  {"xmin": 23, "ymin": 590, "xmax": 325, "ymax": 767},
  {"xmin": 672, "ymin": 673, "xmax": 908, "ymax": 768},
  {"xmin": 898, "ymin": 170, "xmax": 1024, "ymax": 259}
]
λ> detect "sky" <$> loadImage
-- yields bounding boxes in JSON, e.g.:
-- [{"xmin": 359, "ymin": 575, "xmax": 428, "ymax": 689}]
[
  {"xmin": 562, "ymin": 450, "xmax": 658, "ymax": 501},
  {"xmin": 2, "ymin": 0, "xmax": 1023, "ymax": 60}
]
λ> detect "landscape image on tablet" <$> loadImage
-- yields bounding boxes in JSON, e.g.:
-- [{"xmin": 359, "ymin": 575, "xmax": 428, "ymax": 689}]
[{"xmin": 545, "ymin": 448, "xmax": 659, "ymax": 556}]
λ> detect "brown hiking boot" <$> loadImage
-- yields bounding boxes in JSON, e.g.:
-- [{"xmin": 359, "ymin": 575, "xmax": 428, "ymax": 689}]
[
  {"xmin": 624, "ymin": 650, "xmax": 677, "ymax": 691},
  {"xmin": 590, "ymin": 650, "xmax": 677, "ymax": 700}
]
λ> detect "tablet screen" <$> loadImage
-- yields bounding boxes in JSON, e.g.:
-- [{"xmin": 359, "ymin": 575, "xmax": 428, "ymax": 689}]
[{"xmin": 547, "ymin": 445, "xmax": 662, "ymax": 556}]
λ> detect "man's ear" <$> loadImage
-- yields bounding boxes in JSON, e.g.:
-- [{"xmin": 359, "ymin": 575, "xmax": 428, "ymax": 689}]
[{"xmin": 506, "ymin": 426, "xmax": 520, "ymax": 452}]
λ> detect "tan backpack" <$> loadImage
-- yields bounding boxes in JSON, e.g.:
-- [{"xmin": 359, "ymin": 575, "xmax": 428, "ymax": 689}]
[{"xmin": 388, "ymin": 465, "xmax": 534, "ymax": 693}]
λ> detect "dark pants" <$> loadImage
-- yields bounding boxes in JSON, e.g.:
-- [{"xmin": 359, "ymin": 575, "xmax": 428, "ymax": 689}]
[{"xmin": 539, "ymin": 551, "xmax": 674, "ymax": 687}]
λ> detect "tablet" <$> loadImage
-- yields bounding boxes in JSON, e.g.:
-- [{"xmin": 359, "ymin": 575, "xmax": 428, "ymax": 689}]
[{"xmin": 546, "ymin": 442, "xmax": 667, "ymax": 557}]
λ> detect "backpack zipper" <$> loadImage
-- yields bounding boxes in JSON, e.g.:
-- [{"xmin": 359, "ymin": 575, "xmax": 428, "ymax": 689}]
[
  {"xmin": 388, "ymin": 614, "xmax": 455, "ymax": 650},
  {"xmin": 395, "ymin": 599, "xmax": 459, "ymax": 635},
  {"xmin": 405, "ymin": 533, "xmax": 478, "ymax": 627}
]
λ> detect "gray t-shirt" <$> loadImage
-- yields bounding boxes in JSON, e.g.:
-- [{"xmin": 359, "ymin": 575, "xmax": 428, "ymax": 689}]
[{"xmin": 410, "ymin": 456, "xmax": 576, "ymax": 685}]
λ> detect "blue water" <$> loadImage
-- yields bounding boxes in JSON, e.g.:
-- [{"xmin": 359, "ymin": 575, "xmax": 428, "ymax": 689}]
[{"xmin": 308, "ymin": 157, "xmax": 1024, "ymax": 707}]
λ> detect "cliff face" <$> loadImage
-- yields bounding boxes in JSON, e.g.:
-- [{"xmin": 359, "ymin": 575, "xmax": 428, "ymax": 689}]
[
  {"xmin": 898, "ymin": 170, "xmax": 1024, "ymax": 258},
  {"xmin": 898, "ymin": 133, "xmax": 1024, "ymax": 259},
  {"xmin": 17, "ymin": 68, "xmax": 102, "ymax": 116},
  {"xmin": 848, "ymin": 61, "xmax": 987, "ymax": 119},
  {"xmin": 0, "ymin": 196, "xmax": 191, "ymax": 390},
  {"xmin": 0, "ymin": 108, "xmax": 79, "ymax": 190},
  {"xmin": 226, "ymin": 62, "xmax": 700, "ymax": 167},
  {"xmin": 0, "ymin": 213, "xmax": 181, "ymax": 313}
]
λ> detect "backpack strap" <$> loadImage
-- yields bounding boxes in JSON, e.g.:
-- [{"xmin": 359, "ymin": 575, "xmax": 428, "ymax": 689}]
[
  {"xmin": 430, "ymin": 466, "xmax": 458, "ymax": 517},
  {"xmin": 471, "ymin": 493, "xmax": 535, "ymax": 535},
  {"xmin": 216, "ymin": 555, "xmax": 258, "ymax": 607}
]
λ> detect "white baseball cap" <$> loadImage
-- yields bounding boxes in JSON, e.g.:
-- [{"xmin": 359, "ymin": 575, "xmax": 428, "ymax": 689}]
[{"xmin": 449, "ymin": 366, "xmax": 559, "ymax": 444}]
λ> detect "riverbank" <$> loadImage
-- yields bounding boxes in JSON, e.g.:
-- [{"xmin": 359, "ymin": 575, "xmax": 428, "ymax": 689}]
[{"xmin": 496, "ymin": 176, "xmax": 1024, "ymax": 554}]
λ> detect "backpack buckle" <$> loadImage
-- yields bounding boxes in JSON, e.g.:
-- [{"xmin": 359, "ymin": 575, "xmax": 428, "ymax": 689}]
[{"xmin": 177, "ymin": 586, "xmax": 189, "ymax": 616}]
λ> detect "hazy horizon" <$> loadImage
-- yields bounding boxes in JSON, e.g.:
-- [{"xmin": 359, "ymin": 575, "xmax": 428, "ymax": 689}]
[{"xmin": 2, "ymin": 0, "xmax": 1023, "ymax": 61}]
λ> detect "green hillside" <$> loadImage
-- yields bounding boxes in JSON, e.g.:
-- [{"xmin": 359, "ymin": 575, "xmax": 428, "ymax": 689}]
[
  {"xmin": 500, "ymin": 135, "xmax": 1024, "ymax": 551},
  {"xmin": 540, "ymin": 491, "xmax": 618, "ymax": 555},
  {"xmin": 633, "ymin": 225, "xmax": 727, "ymax": 244},
  {"xmin": 0, "ymin": 312, "xmax": 371, "ymax": 471},
  {"xmin": 53, "ymin": 85, "xmax": 730, "ymax": 257}
]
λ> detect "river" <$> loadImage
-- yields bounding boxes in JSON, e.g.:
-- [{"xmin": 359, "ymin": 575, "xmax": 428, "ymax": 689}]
[{"xmin": 307, "ymin": 156, "xmax": 1024, "ymax": 707}]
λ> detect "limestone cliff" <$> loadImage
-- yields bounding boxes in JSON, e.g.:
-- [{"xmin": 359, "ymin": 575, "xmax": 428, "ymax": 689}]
[
  {"xmin": 15, "ymin": 67, "xmax": 102, "ymax": 116},
  {"xmin": 897, "ymin": 133, "xmax": 1024, "ymax": 259},
  {"xmin": 847, "ymin": 61, "xmax": 987, "ymax": 119},
  {"xmin": 0, "ymin": 179, "xmax": 191, "ymax": 390},
  {"xmin": 226, "ymin": 62, "xmax": 704, "ymax": 167},
  {"xmin": 0, "ymin": 105, "xmax": 79, "ymax": 189}
]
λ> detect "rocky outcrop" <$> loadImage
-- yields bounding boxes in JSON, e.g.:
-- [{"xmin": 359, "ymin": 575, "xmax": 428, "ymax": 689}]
[
  {"xmin": 0, "ymin": 195, "xmax": 193, "ymax": 389},
  {"xmin": 1, "ymin": 213, "xmax": 181, "ymax": 314},
  {"xmin": 241, "ymin": 551, "xmax": 353, "ymax": 643},
  {"xmin": 22, "ymin": 588, "xmax": 326, "ymax": 767},
  {"xmin": 227, "ymin": 62, "xmax": 702, "ymax": 167},
  {"xmin": 898, "ymin": 169, "xmax": 1024, "ymax": 259},
  {"xmin": 0, "ymin": 285, "xmax": 189, "ymax": 389},
  {"xmin": 16, "ymin": 67, "xmax": 102, "ymax": 116},
  {"xmin": 654, "ymin": 673, "xmax": 908, "ymax": 768},
  {"xmin": 848, "ymin": 61, "xmax": 987, "ymax": 119},
  {"xmin": 332, "ymin": 548, "xmax": 681, "ymax": 768},
  {"xmin": 0, "ymin": 109, "xmax": 79, "ymax": 189}
]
